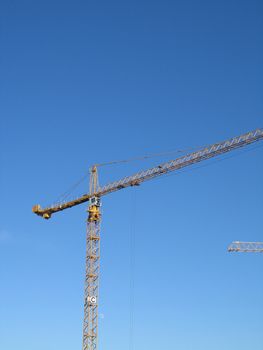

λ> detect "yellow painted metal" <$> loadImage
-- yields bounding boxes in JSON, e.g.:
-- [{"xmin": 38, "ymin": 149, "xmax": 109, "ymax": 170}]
[{"xmin": 88, "ymin": 206, "xmax": 101, "ymax": 222}]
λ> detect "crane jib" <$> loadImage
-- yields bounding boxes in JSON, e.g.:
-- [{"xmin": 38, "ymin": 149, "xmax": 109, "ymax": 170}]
[
  {"xmin": 32, "ymin": 126, "xmax": 263, "ymax": 350},
  {"xmin": 32, "ymin": 128, "xmax": 263, "ymax": 219}
]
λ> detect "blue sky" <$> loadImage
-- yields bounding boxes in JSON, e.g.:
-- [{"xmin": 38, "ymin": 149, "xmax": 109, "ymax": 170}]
[{"xmin": 0, "ymin": 0, "xmax": 263, "ymax": 349}]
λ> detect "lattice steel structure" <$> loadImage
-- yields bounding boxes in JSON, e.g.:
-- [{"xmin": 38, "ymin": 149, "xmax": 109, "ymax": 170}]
[
  {"xmin": 33, "ymin": 128, "xmax": 263, "ymax": 219},
  {"xmin": 228, "ymin": 241, "xmax": 263, "ymax": 252},
  {"xmin": 32, "ymin": 128, "xmax": 263, "ymax": 350},
  {"xmin": 82, "ymin": 167, "xmax": 101, "ymax": 350}
]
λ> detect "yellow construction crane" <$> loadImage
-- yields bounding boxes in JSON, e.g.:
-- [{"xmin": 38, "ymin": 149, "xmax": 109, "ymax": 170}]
[{"xmin": 33, "ymin": 128, "xmax": 263, "ymax": 350}]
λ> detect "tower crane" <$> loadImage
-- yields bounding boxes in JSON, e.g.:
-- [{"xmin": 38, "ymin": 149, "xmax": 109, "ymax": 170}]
[
  {"xmin": 228, "ymin": 241, "xmax": 263, "ymax": 252},
  {"xmin": 32, "ymin": 128, "xmax": 263, "ymax": 350}
]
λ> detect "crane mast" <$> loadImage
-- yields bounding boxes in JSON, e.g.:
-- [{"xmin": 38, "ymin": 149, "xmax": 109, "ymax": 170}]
[
  {"xmin": 228, "ymin": 241, "xmax": 263, "ymax": 252},
  {"xmin": 32, "ymin": 128, "xmax": 263, "ymax": 350},
  {"xmin": 83, "ymin": 166, "xmax": 101, "ymax": 350}
]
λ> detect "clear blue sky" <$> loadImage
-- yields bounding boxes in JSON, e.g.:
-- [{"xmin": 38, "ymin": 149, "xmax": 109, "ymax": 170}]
[{"xmin": 0, "ymin": 0, "xmax": 263, "ymax": 349}]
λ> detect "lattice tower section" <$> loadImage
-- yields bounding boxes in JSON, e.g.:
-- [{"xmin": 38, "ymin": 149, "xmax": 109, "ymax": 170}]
[{"xmin": 82, "ymin": 166, "xmax": 101, "ymax": 350}]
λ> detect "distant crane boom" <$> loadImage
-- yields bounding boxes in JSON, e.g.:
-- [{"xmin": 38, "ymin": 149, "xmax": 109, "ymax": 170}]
[
  {"xmin": 33, "ymin": 128, "xmax": 263, "ymax": 219},
  {"xmin": 228, "ymin": 241, "xmax": 263, "ymax": 252}
]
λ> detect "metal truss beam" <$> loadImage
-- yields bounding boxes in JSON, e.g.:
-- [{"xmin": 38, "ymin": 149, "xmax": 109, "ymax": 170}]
[
  {"xmin": 33, "ymin": 128, "xmax": 263, "ymax": 219},
  {"xmin": 228, "ymin": 241, "xmax": 263, "ymax": 253}
]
